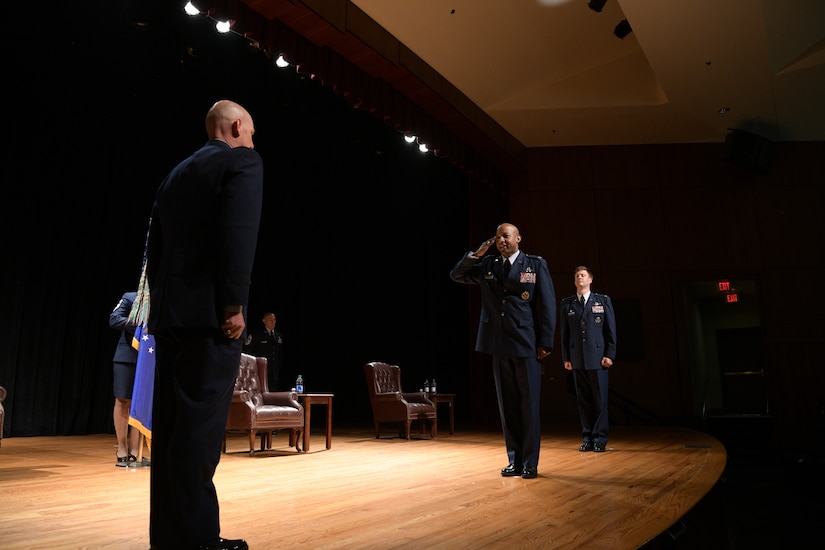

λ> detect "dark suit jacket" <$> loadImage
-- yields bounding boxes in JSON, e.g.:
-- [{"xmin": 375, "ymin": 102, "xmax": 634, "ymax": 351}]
[
  {"xmin": 560, "ymin": 292, "xmax": 617, "ymax": 369},
  {"xmin": 109, "ymin": 291, "xmax": 138, "ymax": 364},
  {"xmin": 450, "ymin": 251, "xmax": 556, "ymax": 357},
  {"xmin": 146, "ymin": 140, "xmax": 263, "ymax": 332}
]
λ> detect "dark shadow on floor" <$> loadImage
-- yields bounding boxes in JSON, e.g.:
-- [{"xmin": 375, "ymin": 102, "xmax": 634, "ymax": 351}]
[{"xmin": 641, "ymin": 415, "xmax": 824, "ymax": 549}]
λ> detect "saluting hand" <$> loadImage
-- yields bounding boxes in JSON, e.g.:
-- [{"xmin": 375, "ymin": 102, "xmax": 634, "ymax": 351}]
[{"xmin": 473, "ymin": 236, "xmax": 497, "ymax": 257}]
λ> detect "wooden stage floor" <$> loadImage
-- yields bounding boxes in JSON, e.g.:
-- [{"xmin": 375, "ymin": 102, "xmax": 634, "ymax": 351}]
[{"xmin": 0, "ymin": 425, "xmax": 725, "ymax": 549}]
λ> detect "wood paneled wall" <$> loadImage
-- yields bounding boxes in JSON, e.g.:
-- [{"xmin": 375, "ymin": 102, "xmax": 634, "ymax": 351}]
[{"xmin": 468, "ymin": 140, "xmax": 825, "ymax": 451}]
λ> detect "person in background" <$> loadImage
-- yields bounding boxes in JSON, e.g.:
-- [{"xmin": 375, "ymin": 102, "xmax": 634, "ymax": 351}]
[
  {"xmin": 449, "ymin": 222, "xmax": 556, "ymax": 479},
  {"xmin": 109, "ymin": 290, "xmax": 140, "ymax": 466},
  {"xmin": 244, "ymin": 312, "xmax": 284, "ymax": 391},
  {"xmin": 560, "ymin": 266, "xmax": 617, "ymax": 453},
  {"xmin": 145, "ymin": 99, "xmax": 263, "ymax": 550}
]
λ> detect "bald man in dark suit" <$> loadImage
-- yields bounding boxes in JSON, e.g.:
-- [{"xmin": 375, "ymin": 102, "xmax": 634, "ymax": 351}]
[{"xmin": 146, "ymin": 100, "xmax": 263, "ymax": 550}]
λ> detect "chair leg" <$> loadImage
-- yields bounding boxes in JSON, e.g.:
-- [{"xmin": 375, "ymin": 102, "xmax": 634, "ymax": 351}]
[
  {"xmin": 405, "ymin": 420, "xmax": 412, "ymax": 440},
  {"xmin": 248, "ymin": 431, "xmax": 257, "ymax": 456}
]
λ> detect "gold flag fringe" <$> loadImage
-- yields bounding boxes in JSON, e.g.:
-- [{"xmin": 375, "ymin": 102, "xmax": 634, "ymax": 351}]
[{"xmin": 128, "ymin": 218, "xmax": 152, "ymax": 328}]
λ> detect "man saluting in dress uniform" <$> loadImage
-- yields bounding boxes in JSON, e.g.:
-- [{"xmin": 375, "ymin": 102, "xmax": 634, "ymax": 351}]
[{"xmin": 450, "ymin": 222, "xmax": 556, "ymax": 479}]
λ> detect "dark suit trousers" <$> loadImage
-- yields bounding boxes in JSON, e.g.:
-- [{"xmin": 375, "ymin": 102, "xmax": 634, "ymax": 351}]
[
  {"xmin": 149, "ymin": 328, "xmax": 242, "ymax": 548},
  {"xmin": 572, "ymin": 368, "xmax": 610, "ymax": 444},
  {"xmin": 492, "ymin": 354, "xmax": 542, "ymax": 469}
]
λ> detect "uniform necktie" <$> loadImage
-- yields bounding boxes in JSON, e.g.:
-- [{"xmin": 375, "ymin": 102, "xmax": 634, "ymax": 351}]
[
  {"xmin": 503, "ymin": 258, "xmax": 511, "ymax": 276},
  {"xmin": 580, "ymin": 295, "xmax": 586, "ymax": 308}
]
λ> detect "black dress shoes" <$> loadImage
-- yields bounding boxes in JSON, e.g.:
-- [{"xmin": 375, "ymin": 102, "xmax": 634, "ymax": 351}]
[
  {"xmin": 593, "ymin": 442, "xmax": 606, "ymax": 452},
  {"xmin": 521, "ymin": 466, "xmax": 538, "ymax": 479},
  {"xmin": 501, "ymin": 463, "xmax": 523, "ymax": 477},
  {"xmin": 199, "ymin": 538, "xmax": 249, "ymax": 550},
  {"xmin": 579, "ymin": 441, "xmax": 594, "ymax": 452},
  {"xmin": 151, "ymin": 539, "xmax": 248, "ymax": 550}
]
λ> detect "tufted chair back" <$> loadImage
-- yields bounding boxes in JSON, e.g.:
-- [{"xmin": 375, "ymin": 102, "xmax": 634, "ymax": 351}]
[
  {"xmin": 235, "ymin": 355, "xmax": 265, "ymax": 407},
  {"xmin": 224, "ymin": 353, "xmax": 304, "ymax": 456},
  {"xmin": 371, "ymin": 362, "xmax": 402, "ymax": 394},
  {"xmin": 363, "ymin": 362, "xmax": 437, "ymax": 440}
]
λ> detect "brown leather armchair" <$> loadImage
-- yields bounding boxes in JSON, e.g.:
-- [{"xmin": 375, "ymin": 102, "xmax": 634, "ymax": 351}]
[
  {"xmin": 0, "ymin": 385, "xmax": 6, "ymax": 448},
  {"xmin": 223, "ymin": 353, "xmax": 304, "ymax": 456},
  {"xmin": 363, "ymin": 361, "xmax": 437, "ymax": 439}
]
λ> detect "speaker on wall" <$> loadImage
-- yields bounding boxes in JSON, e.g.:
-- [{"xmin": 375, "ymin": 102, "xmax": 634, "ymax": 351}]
[{"xmin": 723, "ymin": 129, "xmax": 773, "ymax": 173}]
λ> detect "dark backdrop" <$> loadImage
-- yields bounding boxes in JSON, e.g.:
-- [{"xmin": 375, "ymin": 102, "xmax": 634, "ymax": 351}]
[{"xmin": 0, "ymin": 2, "xmax": 478, "ymax": 436}]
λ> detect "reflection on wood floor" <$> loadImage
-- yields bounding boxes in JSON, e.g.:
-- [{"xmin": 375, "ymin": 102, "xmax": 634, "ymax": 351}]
[{"xmin": 0, "ymin": 425, "xmax": 725, "ymax": 549}]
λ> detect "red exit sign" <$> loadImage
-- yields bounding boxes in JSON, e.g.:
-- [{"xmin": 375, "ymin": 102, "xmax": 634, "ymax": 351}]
[{"xmin": 719, "ymin": 280, "xmax": 739, "ymax": 303}]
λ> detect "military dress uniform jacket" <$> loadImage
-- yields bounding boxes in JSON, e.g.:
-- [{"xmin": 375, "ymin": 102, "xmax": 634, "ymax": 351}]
[
  {"xmin": 450, "ymin": 251, "xmax": 557, "ymax": 357},
  {"xmin": 244, "ymin": 328, "xmax": 284, "ymax": 389},
  {"xmin": 109, "ymin": 291, "xmax": 138, "ymax": 364},
  {"xmin": 560, "ymin": 293, "xmax": 617, "ymax": 370},
  {"xmin": 244, "ymin": 329, "xmax": 283, "ymax": 363}
]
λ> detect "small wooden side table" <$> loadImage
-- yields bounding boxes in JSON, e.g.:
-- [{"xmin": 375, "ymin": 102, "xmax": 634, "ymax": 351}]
[
  {"xmin": 429, "ymin": 393, "xmax": 456, "ymax": 435},
  {"xmin": 297, "ymin": 393, "xmax": 334, "ymax": 451}
]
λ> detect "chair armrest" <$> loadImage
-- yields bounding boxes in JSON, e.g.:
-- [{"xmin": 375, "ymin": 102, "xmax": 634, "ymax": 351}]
[
  {"xmin": 231, "ymin": 389, "xmax": 250, "ymax": 403},
  {"xmin": 261, "ymin": 390, "xmax": 302, "ymax": 409},
  {"xmin": 373, "ymin": 392, "xmax": 404, "ymax": 403},
  {"xmin": 401, "ymin": 392, "xmax": 434, "ymax": 405}
]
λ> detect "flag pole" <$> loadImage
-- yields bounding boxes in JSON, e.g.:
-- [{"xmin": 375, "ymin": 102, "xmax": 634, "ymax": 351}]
[{"xmin": 127, "ymin": 219, "xmax": 153, "ymax": 468}]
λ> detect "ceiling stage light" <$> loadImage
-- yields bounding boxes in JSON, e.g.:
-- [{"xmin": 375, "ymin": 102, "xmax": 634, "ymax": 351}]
[{"xmin": 184, "ymin": 2, "xmax": 200, "ymax": 16}]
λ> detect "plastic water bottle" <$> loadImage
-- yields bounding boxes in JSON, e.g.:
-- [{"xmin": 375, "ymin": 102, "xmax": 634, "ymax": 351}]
[
  {"xmin": 431, "ymin": 378, "xmax": 437, "ymax": 395},
  {"xmin": 295, "ymin": 374, "xmax": 304, "ymax": 394}
]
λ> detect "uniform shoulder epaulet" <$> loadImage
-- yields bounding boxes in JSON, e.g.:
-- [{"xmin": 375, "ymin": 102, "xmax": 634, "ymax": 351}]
[{"xmin": 524, "ymin": 253, "xmax": 544, "ymax": 260}]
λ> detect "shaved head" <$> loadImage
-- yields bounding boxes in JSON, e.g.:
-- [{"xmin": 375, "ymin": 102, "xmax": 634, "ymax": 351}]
[{"xmin": 205, "ymin": 100, "xmax": 256, "ymax": 149}]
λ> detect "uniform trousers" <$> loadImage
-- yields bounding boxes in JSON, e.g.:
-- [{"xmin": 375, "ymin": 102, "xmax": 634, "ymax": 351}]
[
  {"xmin": 571, "ymin": 367, "xmax": 610, "ymax": 445},
  {"xmin": 149, "ymin": 328, "xmax": 242, "ymax": 548},
  {"xmin": 491, "ymin": 354, "xmax": 542, "ymax": 469}
]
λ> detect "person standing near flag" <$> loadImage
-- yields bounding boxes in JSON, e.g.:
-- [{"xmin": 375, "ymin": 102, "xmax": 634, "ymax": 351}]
[
  {"xmin": 145, "ymin": 99, "xmax": 263, "ymax": 550},
  {"xmin": 109, "ymin": 290, "xmax": 140, "ymax": 466}
]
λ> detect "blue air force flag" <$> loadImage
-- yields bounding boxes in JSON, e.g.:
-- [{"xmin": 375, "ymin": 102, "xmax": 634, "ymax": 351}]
[{"xmin": 129, "ymin": 325, "xmax": 155, "ymax": 442}]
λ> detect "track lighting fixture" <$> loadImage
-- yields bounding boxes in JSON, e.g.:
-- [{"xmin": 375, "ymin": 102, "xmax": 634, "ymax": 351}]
[
  {"xmin": 614, "ymin": 19, "xmax": 632, "ymax": 39},
  {"xmin": 587, "ymin": 0, "xmax": 607, "ymax": 13}
]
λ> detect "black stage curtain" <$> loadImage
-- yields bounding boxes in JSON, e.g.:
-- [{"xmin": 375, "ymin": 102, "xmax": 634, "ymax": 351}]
[{"xmin": 0, "ymin": 1, "xmax": 502, "ymax": 437}]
